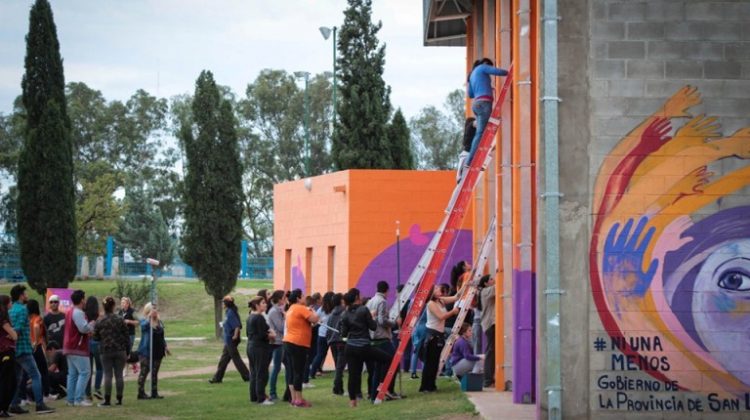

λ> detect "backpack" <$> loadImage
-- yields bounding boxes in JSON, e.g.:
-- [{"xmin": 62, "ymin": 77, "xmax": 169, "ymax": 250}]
[{"xmin": 326, "ymin": 308, "xmax": 343, "ymax": 344}]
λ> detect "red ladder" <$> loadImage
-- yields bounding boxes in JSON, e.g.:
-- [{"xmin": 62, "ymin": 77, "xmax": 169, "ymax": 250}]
[{"xmin": 375, "ymin": 66, "xmax": 513, "ymax": 403}]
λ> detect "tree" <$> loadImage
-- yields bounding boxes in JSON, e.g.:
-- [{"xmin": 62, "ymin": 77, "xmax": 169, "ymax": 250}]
[
  {"xmin": 181, "ymin": 71, "xmax": 244, "ymax": 338},
  {"xmin": 387, "ymin": 109, "xmax": 414, "ymax": 169},
  {"xmin": 76, "ymin": 162, "xmax": 124, "ymax": 256},
  {"xmin": 410, "ymin": 89, "xmax": 465, "ymax": 170},
  {"xmin": 334, "ymin": 0, "xmax": 393, "ymax": 170},
  {"xmin": 236, "ymin": 70, "xmax": 332, "ymax": 256},
  {"xmin": 16, "ymin": 0, "xmax": 76, "ymax": 293},
  {"xmin": 117, "ymin": 187, "xmax": 174, "ymax": 268}
]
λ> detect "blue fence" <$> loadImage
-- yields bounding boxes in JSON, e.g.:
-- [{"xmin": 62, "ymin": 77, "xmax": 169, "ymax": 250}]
[{"xmin": 1, "ymin": 234, "xmax": 272, "ymax": 281}]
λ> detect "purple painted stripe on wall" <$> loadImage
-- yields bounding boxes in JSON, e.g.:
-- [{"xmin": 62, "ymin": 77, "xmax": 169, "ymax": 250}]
[{"xmin": 513, "ymin": 270, "xmax": 536, "ymax": 404}]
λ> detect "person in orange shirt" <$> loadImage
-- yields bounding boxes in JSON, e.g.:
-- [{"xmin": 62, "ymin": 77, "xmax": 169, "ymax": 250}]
[
  {"xmin": 282, "ymin": 289, "xmax": 319, "ymax": 408},
  {"xmin": 27, "ymin": 300, "xmax": 51, "ymax": 401}
]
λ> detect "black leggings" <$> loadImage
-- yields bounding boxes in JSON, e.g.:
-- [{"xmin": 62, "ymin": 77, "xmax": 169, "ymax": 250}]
[
  {"xmin": 283, "ymin": 342, "xmax": 308, "ymax": 392},
  {"xmin": 0, "ymin": 351, "xmax": 17, "ymax": 412},
  {"xmin": 247, "ymin": 344, "xmax": 271, "ymax": 402},
  {"xmin": 344, "ymin": 344, "xmax": 392, "ymax": 401}
]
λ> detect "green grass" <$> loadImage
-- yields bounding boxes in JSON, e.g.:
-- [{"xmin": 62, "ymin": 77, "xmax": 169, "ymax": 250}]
[
  {"xmin": 34, "ymin": 374, "xmax": 476, "ymax": 419},
  {"xmin": 0, "ymin": 279, "xmax": 478, "ymax": 419}
]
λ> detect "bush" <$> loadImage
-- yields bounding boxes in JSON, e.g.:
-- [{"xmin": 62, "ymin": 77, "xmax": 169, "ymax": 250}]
[{"xmin": 110, "ymin": 277, "xmax": 155, "ymax": 309}]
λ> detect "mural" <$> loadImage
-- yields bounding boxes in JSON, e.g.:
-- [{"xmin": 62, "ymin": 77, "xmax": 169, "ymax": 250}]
[
  {"xmin": 591, "ymin": 86, "xmax": 750, "ymax": 412},
  {"xmin": 355, "ymin": 223, "xmax": 472, "ymax": 306}
]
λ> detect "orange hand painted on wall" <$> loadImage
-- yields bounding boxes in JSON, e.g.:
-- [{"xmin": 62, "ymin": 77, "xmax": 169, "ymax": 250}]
[{"xmin": 591, "ymin": 86, "xmax": 750, "ymax": 398}]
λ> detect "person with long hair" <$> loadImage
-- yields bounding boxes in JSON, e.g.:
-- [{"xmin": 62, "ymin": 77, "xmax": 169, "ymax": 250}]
[
  {"xmin": 266, "ymin": 290, "xmax": 286, "ymax": 401},
  {"xmin": 26, "ymin": 300, "xmax": 50, "ymax": 400},
  {"xmin": 137, "ymin": 303, "xmax": 170, "ymax": 400},
  {"xmin": 63, "ymin": 289, "xmax": 94, "ymax": 407},
  {"xmin": 449, "ymin": 261, "xmax": 471, "ymax": 296},
  {"xmin": 118, "ymin": 297, "xmax": 139, "ymax": 374},
  {"xmin": 341, "ymin": 288, "xmax": 392, "ymax": 408},
  {"xmin": 282, "ymin": 289, "xmax": 319, "ymax": 408},
  {"xmin": 326, "ymin": 293, "xmax": 346, "ymax": 395},
  {"xmin": 309, "ymin": 291, "xmax": 334, "ymax": 379},
  {"xmin": 464, "ymin": 58, "xmax": 509, "ymax": 170},
  {"xmin": 93, "ymin": 296, "xmax": 129, "ymax": 406},
  {"xmin": 419, "ymin": 284, "xmax": 461, "ymax": 393},
  {"xmin": 209, "ymin": 295, "xmax": 249, "ymax": 384},
  {"xmin": 85, "ymin": 296, "xmax": 103, "ymax": 400},
  {"xmin": 0, "ymin": 294, "xmax": 19, "ymax": 418},
  {"xmin": 247, "ymin": 296, "xmax": 275, "ymax": 405}
]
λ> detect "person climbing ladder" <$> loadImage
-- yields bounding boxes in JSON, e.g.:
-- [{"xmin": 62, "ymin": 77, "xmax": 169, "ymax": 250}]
[{"xmin": 464, "ymin": 58, "xmax": 509, "ymax": 173}]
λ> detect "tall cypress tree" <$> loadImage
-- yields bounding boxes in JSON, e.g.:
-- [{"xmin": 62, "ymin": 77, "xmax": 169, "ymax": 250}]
[
  {"xmin": 334, "ymin": 0, "xmax": 393, "ymax": 170},
  {"xmin": 387, "ymin": 109, "xmax": 414, "ymax": 169},
  {"xmin": 17, "ymin": 0, "xmax": 76, "ymax": 293},
  {"xmin": 181, "ymin": 71, "xmax": 244, "ymax": 338}
]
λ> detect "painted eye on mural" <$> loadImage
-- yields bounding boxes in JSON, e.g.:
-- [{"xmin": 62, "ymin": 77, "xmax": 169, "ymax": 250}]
[{"xmin": 717, "ymin": 270, "xmax": 750, "ymax": 291}]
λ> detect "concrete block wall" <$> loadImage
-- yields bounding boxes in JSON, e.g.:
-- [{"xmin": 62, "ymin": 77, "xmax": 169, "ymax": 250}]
[{"xmin": 554, "ymin": 0, "xmax": 750, "ymax": 418}]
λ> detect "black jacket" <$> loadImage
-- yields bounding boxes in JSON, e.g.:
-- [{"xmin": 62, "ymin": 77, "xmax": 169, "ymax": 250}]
[{"xmin": 340, "ymin": 304, "xmax": 375, "ymax": 344}]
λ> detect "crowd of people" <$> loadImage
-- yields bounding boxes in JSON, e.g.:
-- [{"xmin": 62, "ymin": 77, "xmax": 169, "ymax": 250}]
[
  {"xmin": 0, "ymin": 259, "xmax": 497, "ymax": 415},
  {"xmin": 206, "ymin": 259, "xmax": 497, "ymax": 409},
  {"xmin": 0, "ymin": 285, "xmax": 168, "ymax": 416}
]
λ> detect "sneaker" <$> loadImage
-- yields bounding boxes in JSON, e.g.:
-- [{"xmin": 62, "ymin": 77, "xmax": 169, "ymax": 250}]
[
  {"xmin": 76, "ymin": 400, "xmax": 94, "ymax": 407},
  {"xmin": 35, "ymin": 403, "xmax": 55, "ymax": 414},
  {"xmin": 0, "ymin": 411, "xmax": 10, "ymax": 418},
  {"xmin": 65, "ymin": 402, "xmax": 75, "ymax": 407},
  {"xmin": 260, "ymin": 400, "xmax": 275, "ymax": 406},
  {"xmin": 268, "ymin": 394, "xmax": 278, "ymax": 401},
  {"xmin": 44, "ymin": 395, "xmax": 57, "ymax": 403},
  {"xmin": 94, "ymin": 390, "xmax": 103, "ymax": 400},
  {"xmin": 385, "ymin": 392, "xmax": 402, "ymax": 401},
  {"xmin": 208, "ymin": 378, "xmax": 222, "ymax": 384},
  {"xmin": 9, "ymin": 406, "xmax": 28, "ymax": 414},
  {"xmin": 291, "ymin": 399, "xmax": 312, "ymax": 408},
  {"xmin": 410, "ymin": 373, "xmax": 419, "ymax": 380},
  {"xmin": 18, "ymin": 399, "xmax": 29, "ymax": 407},
  {"xmin": 98, "ymin": 402, "xmax": 111, "ymax": 407},
  {"xmin": 302, "ymin": 382, "xmax": 315, "ymax": 389}
]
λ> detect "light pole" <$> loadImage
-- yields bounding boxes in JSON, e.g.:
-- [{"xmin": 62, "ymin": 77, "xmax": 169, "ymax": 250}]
[
  {"xmin": 319, "ymin": 26, "xmax": 336, "ymax": 138},
  {"xmin": 293, "ymin": 71, "xmax": 311, "ymax": 178}
]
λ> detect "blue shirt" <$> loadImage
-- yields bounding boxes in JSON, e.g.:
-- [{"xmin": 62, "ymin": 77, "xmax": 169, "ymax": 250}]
[
  {"xmin": 223, "ymin": 308, "xmax": 241, "ymax": 346},
  {"xmin": 9, "ymin": 302, "xmax": 32, "ymax": 355},
  {"xmin": 467, "ymin": 64, "xmax": 508, "ymax": 99}
]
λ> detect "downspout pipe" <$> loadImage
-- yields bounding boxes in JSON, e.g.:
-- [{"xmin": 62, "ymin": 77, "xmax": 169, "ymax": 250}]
[{"xmin": 541, "ymin": 0, "xmax": 562, "ymax": 418}]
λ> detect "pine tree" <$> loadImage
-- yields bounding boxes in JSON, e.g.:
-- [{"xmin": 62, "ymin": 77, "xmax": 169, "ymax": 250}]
[
  {"xmin": 387, "ymin": 109, "xmax": 414, "ymax": 169},
  {"xmin": 181, "ymin": 71, "xmax": 244, "ymax": 337},
  {"xmin": 17, "ymin": 0, "xmax": 76, "ymax": 293},
  {"xmin": 334, "ymin": 0, "xmax": 393, "ymax": 170}
]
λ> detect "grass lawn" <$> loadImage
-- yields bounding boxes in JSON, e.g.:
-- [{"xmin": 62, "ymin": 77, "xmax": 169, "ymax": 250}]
[{"xmin": 0, "ymin": 279, "xmax": 478, "ymax": 419}]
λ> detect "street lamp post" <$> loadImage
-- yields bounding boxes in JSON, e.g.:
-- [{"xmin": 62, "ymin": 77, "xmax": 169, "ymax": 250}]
[
  {"xmin": 293, "ymin": 71, "xmax": 311, "ymax": 177},
  {"xmin": 319, "ymin": 26, "xmax": 337, "ymax": 137}
]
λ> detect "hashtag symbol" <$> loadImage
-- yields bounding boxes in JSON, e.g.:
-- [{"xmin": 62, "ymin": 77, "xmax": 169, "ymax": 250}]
[{"xmin": 594, "ymin": 337, "xmax": 607, "ymax": 351}]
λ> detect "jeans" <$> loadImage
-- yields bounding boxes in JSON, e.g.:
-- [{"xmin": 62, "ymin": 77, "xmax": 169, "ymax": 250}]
[
  {"xmin": 268, "ymin": 345, "xmax": 282, "ymax": 398},
  {"xmin": 12, "ymin": 353, "xmax": 42, "ymax": 406},
  {"xmin": 467, "ymin": 100, "xmax": 492, "ymax": 166},
  {"xmin": 330, "ymin": 342, "xmax": 346, "ymax": 394},
  {"xmin": 138, "ymin": 356, "xmax": 162, "ymax": 395},
  {"xmin": 344, "ymin": 344, "xmax": 391, "ymax": 401},
  {"xmin": 87, "ymin": 340, "xmax": 103, "ymax": 396},
  {"xmin": 100, "ymin": 351, "xmax": 126, "ymax": 400},
  {"xmin": 370, "ymin": 339, "xmax": 395, "ymax": 398},
  {"xmin": 303, "ymin": 327, "xmax": 317, "ymax": 382},
  {"xmin": 66, "ymin": 355, "xmax": 91, "ymax": 404},
  {"xmin": 309, "ymin": 335, "xmax": 329, "ymax": 377},
  {"xmin": 247, "ymin": 344, "xmax": 271, "ymax": 402},
  {"xmin": 32, "ymin": 346, "xmax": 50, "ymax": 397},
  {"xmin": 212, "ymin": 339, "xmax": 249, "ymax": 382},
  {"xmin": 1, "ymin": 351, "xmax": 17, "ymax": 411},
  {"xmin": 410, "ymin": 338, "xmax": 421, "ymax": 374}
]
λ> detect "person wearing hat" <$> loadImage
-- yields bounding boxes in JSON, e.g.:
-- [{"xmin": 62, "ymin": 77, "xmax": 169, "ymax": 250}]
[
  {"xmin": 209, "ymin": 295, "xmax": 249, "ymax": 384},
  {"xmin": 43, "ymin": 295, "xmax": 65, "ymax": 350}
]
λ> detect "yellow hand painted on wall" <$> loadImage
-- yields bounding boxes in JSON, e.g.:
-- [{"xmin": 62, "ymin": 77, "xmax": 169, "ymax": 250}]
[{"xmin": 591, "ymin": 86, "xmax": 750, "ymax": 397}]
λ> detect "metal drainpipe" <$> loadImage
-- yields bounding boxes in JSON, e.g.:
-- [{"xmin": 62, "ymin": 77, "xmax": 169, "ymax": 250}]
[{"xmin": 541, "ymin": 0, "xmax": 562, "ymax": 418}]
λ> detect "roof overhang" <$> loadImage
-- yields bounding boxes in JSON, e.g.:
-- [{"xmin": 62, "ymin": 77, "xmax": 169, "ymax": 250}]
[{"xmin": 423, "ymin": 0, "xmax": 472, "ymax": 47}]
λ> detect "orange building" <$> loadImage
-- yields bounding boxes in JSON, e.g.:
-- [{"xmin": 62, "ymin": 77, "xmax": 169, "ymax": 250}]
[{"xmin": 273, "ymin": 169, "xmax": 473, "ymax": 298}]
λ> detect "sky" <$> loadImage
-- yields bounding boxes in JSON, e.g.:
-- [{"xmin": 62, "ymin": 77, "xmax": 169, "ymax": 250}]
[{"xmin": 0, "ymin": 0, "xmax": 466, "ymax": 119}]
